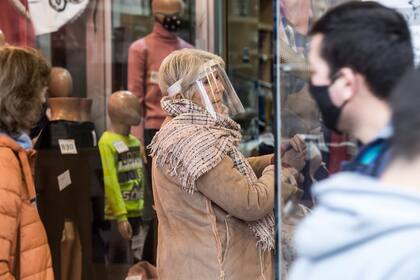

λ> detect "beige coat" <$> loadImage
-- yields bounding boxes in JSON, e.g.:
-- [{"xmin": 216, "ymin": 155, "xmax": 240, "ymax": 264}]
[{"xmin": 152, "ymin": 154, "xmax": 274, "ymax": 280}]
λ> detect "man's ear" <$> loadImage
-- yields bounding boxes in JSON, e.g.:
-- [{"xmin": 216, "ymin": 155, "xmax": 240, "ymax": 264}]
[{"xmin": 337, "ymin": 67, "xmax": 357, "ymax": 102}]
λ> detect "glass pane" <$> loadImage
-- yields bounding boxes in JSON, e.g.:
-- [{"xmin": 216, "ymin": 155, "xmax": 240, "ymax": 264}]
[
  {"xmin": 279, "ymin": 0, "xmax": 358, "ymax": 207},
  {"xmin": 276, "ymin": 0, "xmax": 359, "ymax": 278},
  {"xmin": 0, "ymin": 1, "xmax": 195, "ymax": 279},
  {"xmin": 226, "ymin": 0, "xmax": 275, "ymax": 157}
]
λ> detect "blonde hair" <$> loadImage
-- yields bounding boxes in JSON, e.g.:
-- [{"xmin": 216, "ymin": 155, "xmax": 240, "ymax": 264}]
[{"xmin": 158, "ymin": 48, "xmax": 224, "ymax": 99}]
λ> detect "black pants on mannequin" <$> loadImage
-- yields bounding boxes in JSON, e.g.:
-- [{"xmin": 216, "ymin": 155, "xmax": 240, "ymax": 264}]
[{"xmin": 142, "ymin": 128, "xmax": 159, "ymax": 265}]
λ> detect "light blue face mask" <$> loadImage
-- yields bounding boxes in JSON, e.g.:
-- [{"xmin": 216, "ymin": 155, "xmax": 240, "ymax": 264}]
[
  {"xmin": 0, "ymin": 132, "xmax": 33, "ymax": 150},
  {"xmin": 15, "ymin": 133, "xmax": 33, "ymax": 150}
]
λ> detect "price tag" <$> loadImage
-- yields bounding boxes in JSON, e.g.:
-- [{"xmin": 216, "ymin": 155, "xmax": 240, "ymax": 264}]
[
  {"xmin": 57, "ymin": 170, "xmax": 72, "ymax": 191},
  {"xmin": 132, "ymin": 233, "xmax": 146, "ymax": 250},
  {"xmin": 58, "ymin": 139, "xmax": 78, "ymax": 154},
  {"xmin": 113, "ymin": 140, "xmax": 129, "ymax": 153},
  {"xmin": 149, "ymin": 70, "xmax": 159, "ymax": 84},
  {"xmin": 126, "ymin": 276, "xmax": 142, "ymax": 280}
]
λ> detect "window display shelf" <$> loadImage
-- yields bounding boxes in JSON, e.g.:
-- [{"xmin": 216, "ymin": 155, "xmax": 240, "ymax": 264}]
[
  {"xmin": 228, "ymin": 16, "xmax": 259, "ymax": 25},
  {"xmin": 258, "ymin": 23, "xmax": 273, "ymax": 31}
]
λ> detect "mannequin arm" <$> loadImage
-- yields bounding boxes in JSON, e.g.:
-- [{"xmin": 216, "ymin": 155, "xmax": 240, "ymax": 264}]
[
  {"xmin": 98, "ymin": 142, "xmax": 127, "ymax": 221},
  {"xmin": 128, "ymin": 41, "xmax": 147, "ymax": 117}
]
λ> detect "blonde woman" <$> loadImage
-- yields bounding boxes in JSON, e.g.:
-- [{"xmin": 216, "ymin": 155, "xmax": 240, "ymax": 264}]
[
  {"xmin": 149, "ymin": 48, "xmax": 275, "ymax": 280},
  {"xmin": 0, "ymin": 46, "xmax": 53, "ymax": 279}
]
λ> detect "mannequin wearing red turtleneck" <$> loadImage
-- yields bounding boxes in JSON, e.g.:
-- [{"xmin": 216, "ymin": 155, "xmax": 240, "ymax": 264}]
[
  {"xmin": 127, "ymin": 1, "xmax": 193, "ymax": 264},
  {"xmin": 128, "ymin": 22, "xmax": 192, "ymax": 131}
]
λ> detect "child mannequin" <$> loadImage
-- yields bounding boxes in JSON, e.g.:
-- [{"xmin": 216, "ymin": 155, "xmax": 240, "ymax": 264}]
[{"xmin": 99, "ymin": 91, "xmax": 146, "ymax": 262}]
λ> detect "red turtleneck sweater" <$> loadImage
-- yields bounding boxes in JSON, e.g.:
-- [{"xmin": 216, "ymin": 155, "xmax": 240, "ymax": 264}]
[{"xmin": 128, "ymin": 22, "xmax": 193, "ymax": 130}]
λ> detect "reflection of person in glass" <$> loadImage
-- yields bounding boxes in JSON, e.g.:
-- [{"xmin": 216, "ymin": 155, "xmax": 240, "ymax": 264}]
[
  {"xmin": 279, "ymin": 0, "xmax": 320, "ymax": 140},
  {"xmin": 149, "ymin": 49, "xmax": 275, "ymax": 280}
]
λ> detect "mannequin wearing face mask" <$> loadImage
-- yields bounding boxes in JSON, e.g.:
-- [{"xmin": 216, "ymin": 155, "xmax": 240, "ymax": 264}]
[
  {"xmin": 128, "ymin": 0, "xmax": 193, "ymax": 143},
  {"xmin": 127, "ymin": 0, "xmax": 193, "ymax": 264}
]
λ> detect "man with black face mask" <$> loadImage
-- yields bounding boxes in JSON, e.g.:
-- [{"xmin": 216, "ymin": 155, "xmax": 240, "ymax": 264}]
[
  {"xmin": 127, "ymin": 0, "xmax": 193, "ymax": 264},
  {"xmin": 307, "ymin": 1, "xmax": 414, "ymax": 177}
]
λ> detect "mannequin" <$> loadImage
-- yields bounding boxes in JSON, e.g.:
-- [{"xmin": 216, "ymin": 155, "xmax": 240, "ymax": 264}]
[
  {"xmin": 127, "ymin": 0, "xmax": 193, "ymax": 263},
  {"xmin": 98, "ymin": 91, "xmax": 146, "ymax": 263},
  {"xmin": 80, "ymin": 99, "xmax": 93, "ymax": 122},
  {"xmin": 34, "ymin": 67, "xmax": 98, "ymax": 280},
  {"xmin": 153, "ymin": 0, "xmax": 183, "ymax": 15},
  {"xmin": 48, "ymin": 67, "xmax": 93, "ymax": 122},
  {"xmin": 34, "ymin": 67, "xmax": 96, "ymax": 149}
]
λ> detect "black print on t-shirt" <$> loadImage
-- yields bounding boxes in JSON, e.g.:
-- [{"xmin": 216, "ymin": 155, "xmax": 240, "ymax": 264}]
[
  {"xmin": 117, "ymin": 147, "xmax": 142, "ymax": 172},
  {"xmin": 121, "ymin": 183, "xmax": 144, "ymax": 201}
]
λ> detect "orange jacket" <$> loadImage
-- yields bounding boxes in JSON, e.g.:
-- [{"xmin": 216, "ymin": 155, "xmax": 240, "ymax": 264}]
[{"xmin": 0, "ymin": 136, "xmax": 53, "ymax": 279}]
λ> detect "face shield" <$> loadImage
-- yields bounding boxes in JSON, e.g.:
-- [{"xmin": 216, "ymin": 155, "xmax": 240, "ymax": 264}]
[{"xmin": 167, "ymin": 60, "xmax": 245, "ymax": 119}]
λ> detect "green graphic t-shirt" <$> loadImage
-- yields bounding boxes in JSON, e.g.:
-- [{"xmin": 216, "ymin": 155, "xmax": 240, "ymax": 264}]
[{"xmin": 98, "ymin": 131, "xmax": 145, "ymax": 221}]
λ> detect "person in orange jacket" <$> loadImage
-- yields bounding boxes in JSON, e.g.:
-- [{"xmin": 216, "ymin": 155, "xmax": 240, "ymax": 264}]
[{"xmin": 0, "ymin": 46, "xmax": 54, "ymax": 279}]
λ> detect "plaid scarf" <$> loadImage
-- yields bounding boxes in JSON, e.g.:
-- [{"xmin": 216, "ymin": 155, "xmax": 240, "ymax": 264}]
[{"xmin": 149, "ymin": 97, "xmax": 275, "ymax": 250}]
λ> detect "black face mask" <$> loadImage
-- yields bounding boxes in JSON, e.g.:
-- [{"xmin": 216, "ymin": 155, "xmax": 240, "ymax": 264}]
[
  {"xmin": 158, "ymin": 14, "xmax": 182, "ymax": 32},
  {"xmin": 29, "ymin": 102, "xmax": 49, "ymax": 139},
  {"xmin": 309, "ymin": 81, "xmax": 347, "ymax": 134}
]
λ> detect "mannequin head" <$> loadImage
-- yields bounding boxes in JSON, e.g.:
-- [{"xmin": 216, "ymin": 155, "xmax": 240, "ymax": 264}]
[
  {"xmin": 152, "ymin": 0, "xmax": 183, "ymax": 16},
  {"xmin": 47, "ymin": 67, "xmax": 94, "ymax": 122},
  {"xmin": 0, "ymin": 30, "xmax": 5, "ymax": 47},
  {"xmin": 152, "ymin": 0, "xmax": 184, "ymax": 32},
  {"xmin": 108, "ymin": 91, "xmax": 141, "ymax": 128},
  {"xmin": 48, "ymin": 67, "xmax": 73, "ymax": 98}
]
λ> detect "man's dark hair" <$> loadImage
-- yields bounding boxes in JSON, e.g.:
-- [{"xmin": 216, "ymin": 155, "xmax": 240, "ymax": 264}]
[
  {"xmin": 310, "ymin": 1, "xmax": 414, "ymax": 100},
  {"xmin": 391, "ymin": 68, "xmax": 420, "ymax": 160}
]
